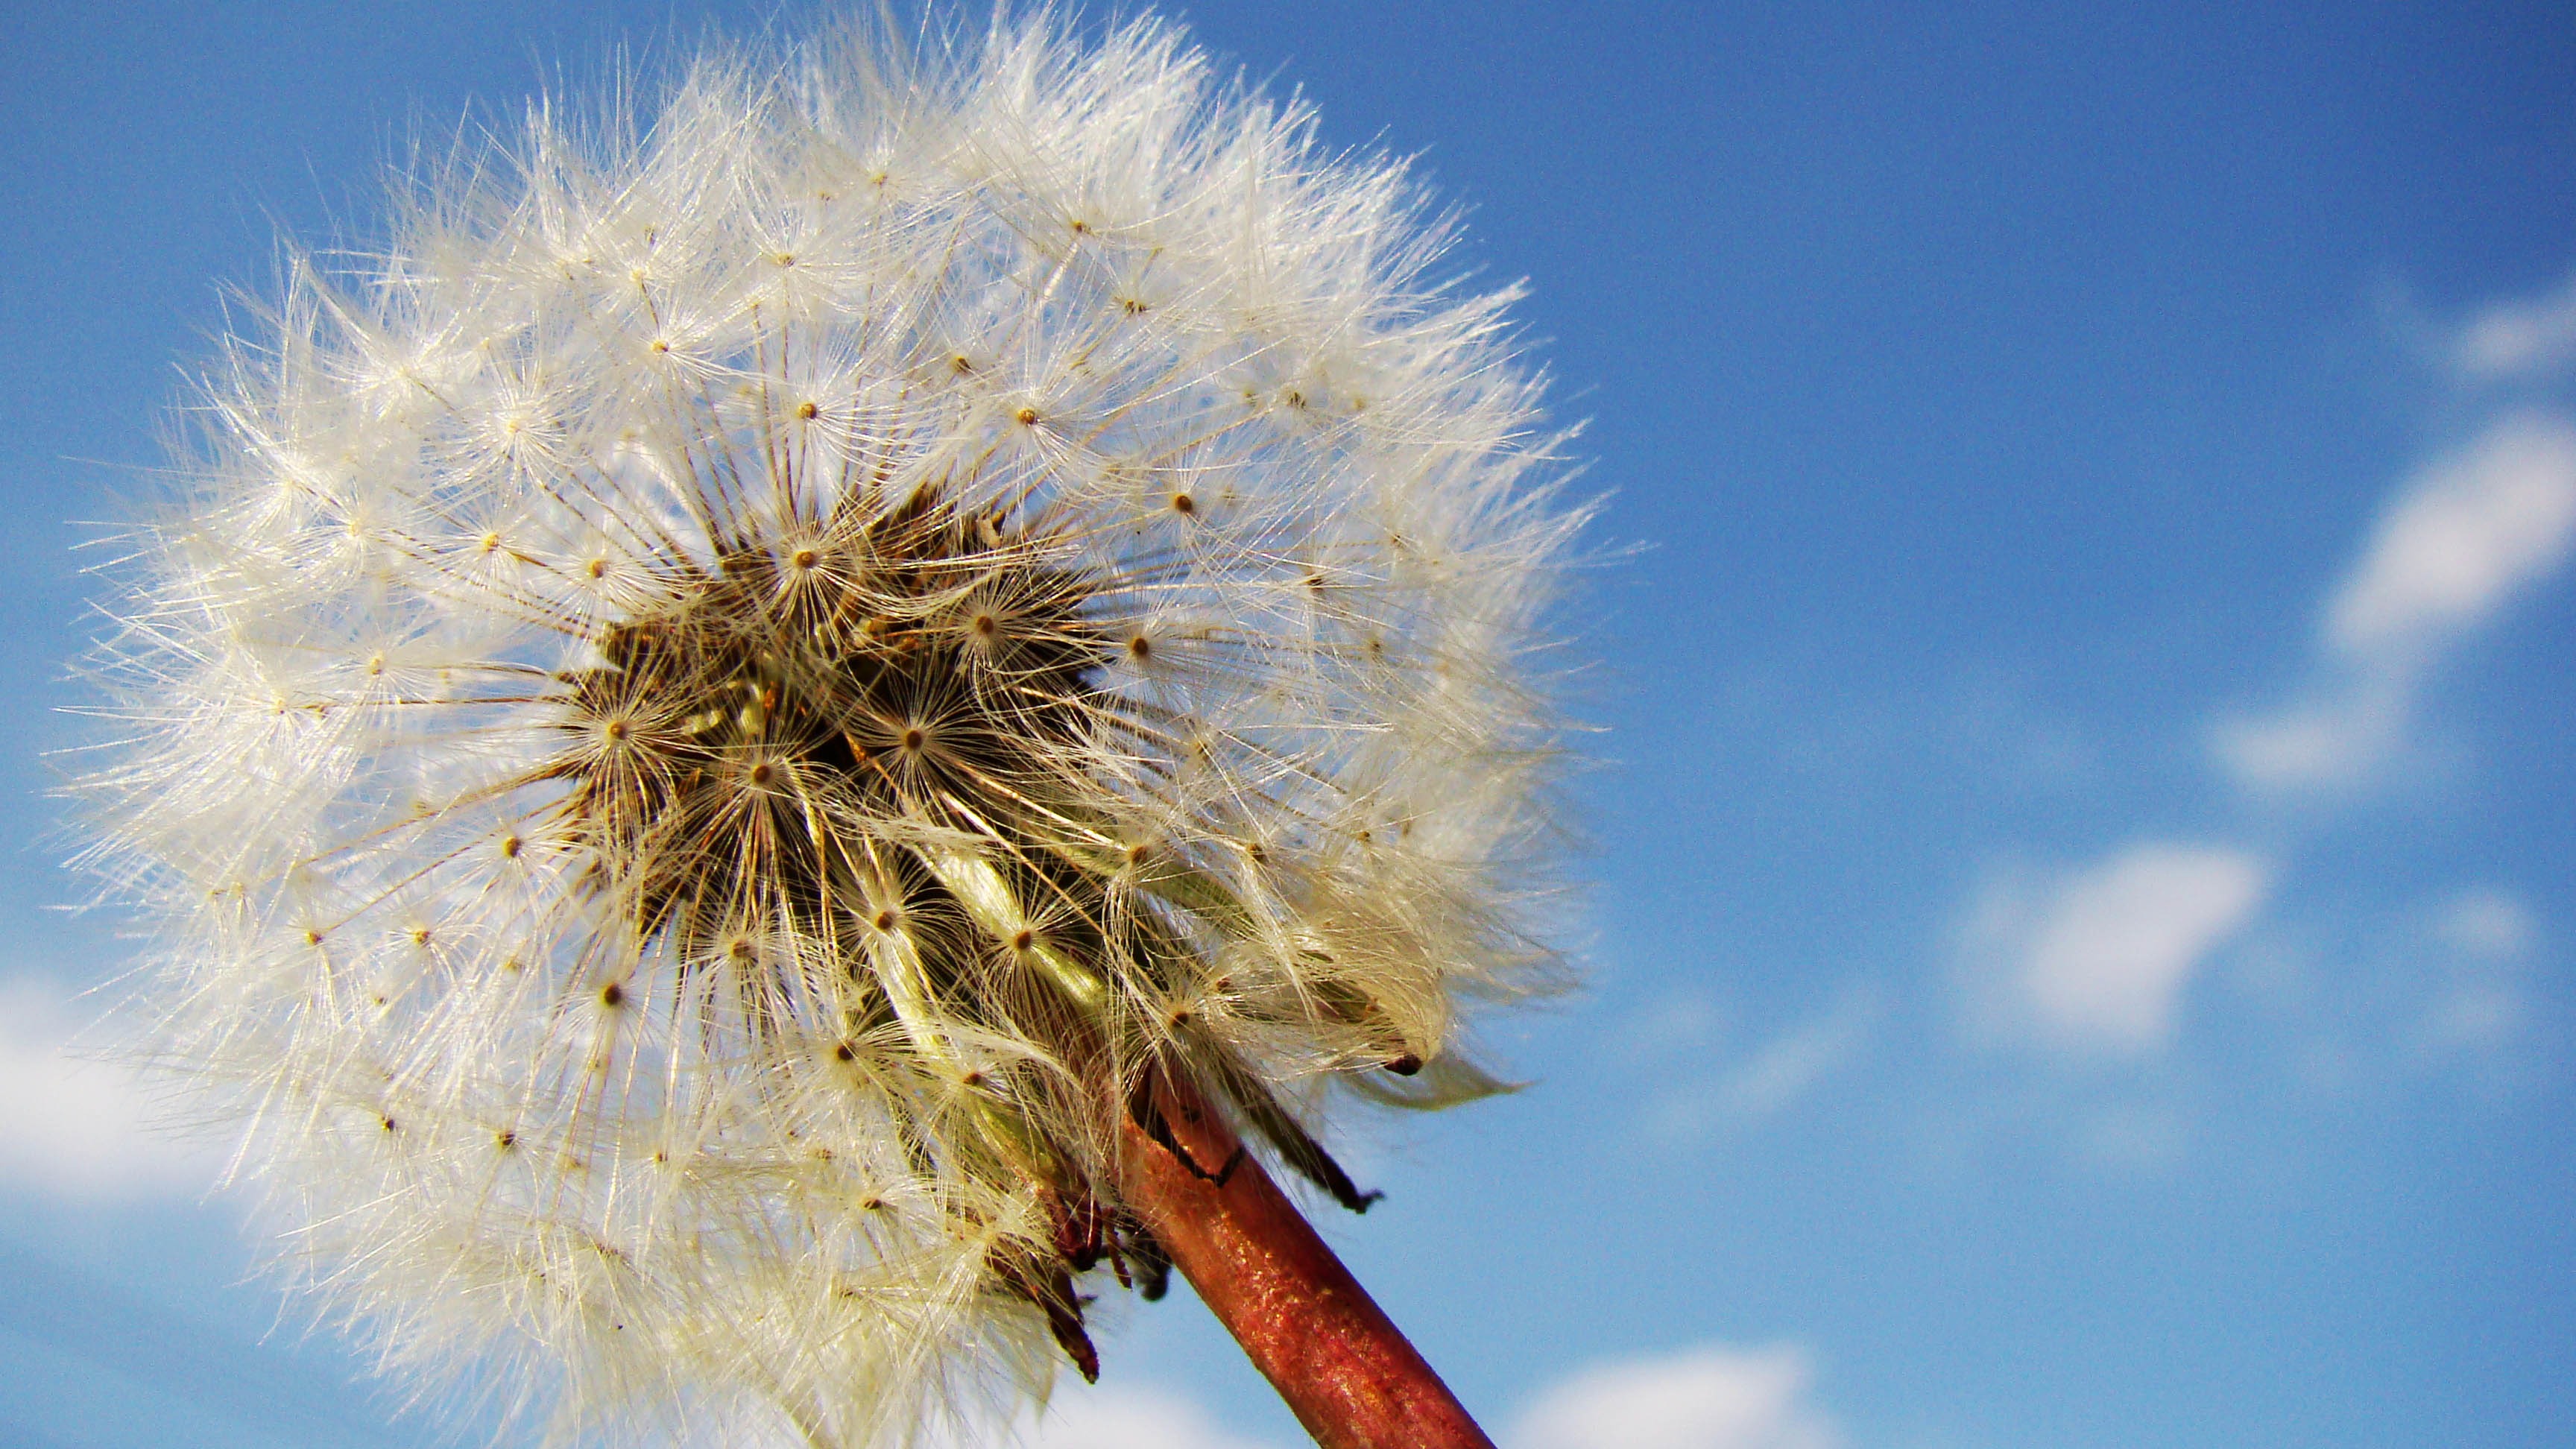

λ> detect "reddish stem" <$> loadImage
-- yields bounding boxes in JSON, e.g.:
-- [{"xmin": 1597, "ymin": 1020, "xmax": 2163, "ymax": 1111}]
[{"xmin": 1114, "ymin": 1070, "xmax": 1497, "ymax": 1449}]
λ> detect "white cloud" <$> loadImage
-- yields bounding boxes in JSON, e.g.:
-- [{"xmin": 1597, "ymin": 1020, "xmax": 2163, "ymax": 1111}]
[
  {"xmin": 2434, "ymin": 886, "xmax": 2539, "ymax": 961},
  {"xmin": 965, "ymin": 1347, "xmax": 1853, "ymax": 1449},
  {"xmin": 1511, "ymin": 1342, "xmax": 1840, "ymax": 1449},
  {"xmin": 977, "ymin": 1348, "xmax": 1852, "ymax": 1449},
  {"xmin": 2072, "ymin": 1101, "xmax": 2191, "ymax": 1171},
  {"xmin": 1639, "ymin": 988, "xmax": 1879, "ymax": 1142},
  {"xmin": 2411, "ymin": 886, "xmax": 2541, "ymax": 1067},
  {"xmin": 2214, "ymin": 412, "xmax": 2576, "ymax": 791},
  {"xmin": 2415, "ymin": 983, "xmax": 2525, "ymax": 1061},
  {"xmin": 2453, "ymin": 271, "xmax": 2576, "ymax": 379},
  {"xmin": 1709, "ymin": 988, "xmax": 1881, "ymax": 1121},
  {"xmin": 2208, "ymin": 675, "xmax": 2408, "ymax": 792},
  {"xmin": 1980, "ymin": 845, "xmax": 2271, "ymax": 1056},
  {"xmin": 2326, "ymin": 414, "xmax": 2576, "ymax": 654},
  {"xmin": 0, "ymin": 975, "xmax": 217, "ymax": 1199},
  {"xmin": 1008, "ymin": 1382, "xmax": 1285, "ymax": 1449}
]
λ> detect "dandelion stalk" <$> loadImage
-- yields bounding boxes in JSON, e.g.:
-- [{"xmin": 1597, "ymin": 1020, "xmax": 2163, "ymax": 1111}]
[
  {"xmin": 73, "ymin": 10, "xmax": 1578, "ymax": 1447},
  {"xmin": 1118, "ymin": 1064, "xmax": 1496, "ymax": 1449}
]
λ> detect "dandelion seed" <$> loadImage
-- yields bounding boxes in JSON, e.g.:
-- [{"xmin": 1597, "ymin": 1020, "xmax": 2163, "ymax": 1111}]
[{"xmin": 75, "ymin": 10, "xmax": 1580, "ymax": 1449}]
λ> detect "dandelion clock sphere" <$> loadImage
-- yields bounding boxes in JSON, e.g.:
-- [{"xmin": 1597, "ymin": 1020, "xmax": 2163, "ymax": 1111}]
[{"xmin": 76, "ymin": 11, "xmax": 1580, "ymax": 1447}]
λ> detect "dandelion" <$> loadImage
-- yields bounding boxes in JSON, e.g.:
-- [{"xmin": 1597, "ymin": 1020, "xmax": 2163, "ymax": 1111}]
[{"xmin": 73, "ymin": 10, "xmax": 1579, "ymax": 1448}]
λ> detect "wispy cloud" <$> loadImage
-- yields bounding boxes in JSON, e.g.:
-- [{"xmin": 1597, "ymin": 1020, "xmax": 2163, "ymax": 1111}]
[
  {"xmin": 2452, "ymin": 270, "xmax": 2576, "ymax": 381},
  {"xmin": 1006, "ymin": 1383, "xmax": 1287, "ymax": 1449},
  {"xmin": 1510, "ymin": 1342, "xmax": 1841, "ymax": 1449},
  {"xmin": 1705, "ymin": 988, "xmax": 1881, "ymax": 1121},
  {"xmin": 1945, "ymin": 268, "xmax": 2574, "ymax": 1133},
  {"xmin": 2214, "ymin": 411, "xmax": 2576, "ymax": 791},
  {"xmin": 2408, "ymin": 887, "xmax": 2539, "ymax": 1067},
  {"xmin": 1965, "ymin": 845, "xmax": 2271, "ymax": 1057},
  {"xmin": 2324, "ymin": 414, "xmax": 2576, "ymax": 654},
  {"xmin": 1638, "ymin": 986, "xmax": 1881, "ymax": 1143},
  {"xmin": 2433, "ymin": 886, "xmax": 2538, "ymax": 960},
  {"xmin": 962, "ymin": 1345, "xmax": 1852, "ymax": 1449},
  {"xmin": 0, "ymin": 975, "xmax": 216, "ymax": 1201},
  {"xmin": 2204, "ymin": 678, "xmax": 2409, "ymax": 795}
]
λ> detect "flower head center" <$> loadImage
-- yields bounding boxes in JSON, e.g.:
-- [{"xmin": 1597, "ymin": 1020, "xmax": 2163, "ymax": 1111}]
[{"xmin": 558, "ymin": 487, "xmax": 1102, "ymax": 959}]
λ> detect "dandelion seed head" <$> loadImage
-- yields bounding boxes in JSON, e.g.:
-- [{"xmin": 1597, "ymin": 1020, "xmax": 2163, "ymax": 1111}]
[{"xmin": 75, "ymin": 9, "xmax": 1582, "ymax": 1447}]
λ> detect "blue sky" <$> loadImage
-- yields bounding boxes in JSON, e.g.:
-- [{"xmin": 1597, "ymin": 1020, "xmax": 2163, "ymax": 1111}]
[{"xmin": 2, "ymin": 2, "xmax": 2571, "ymax": 1447}]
